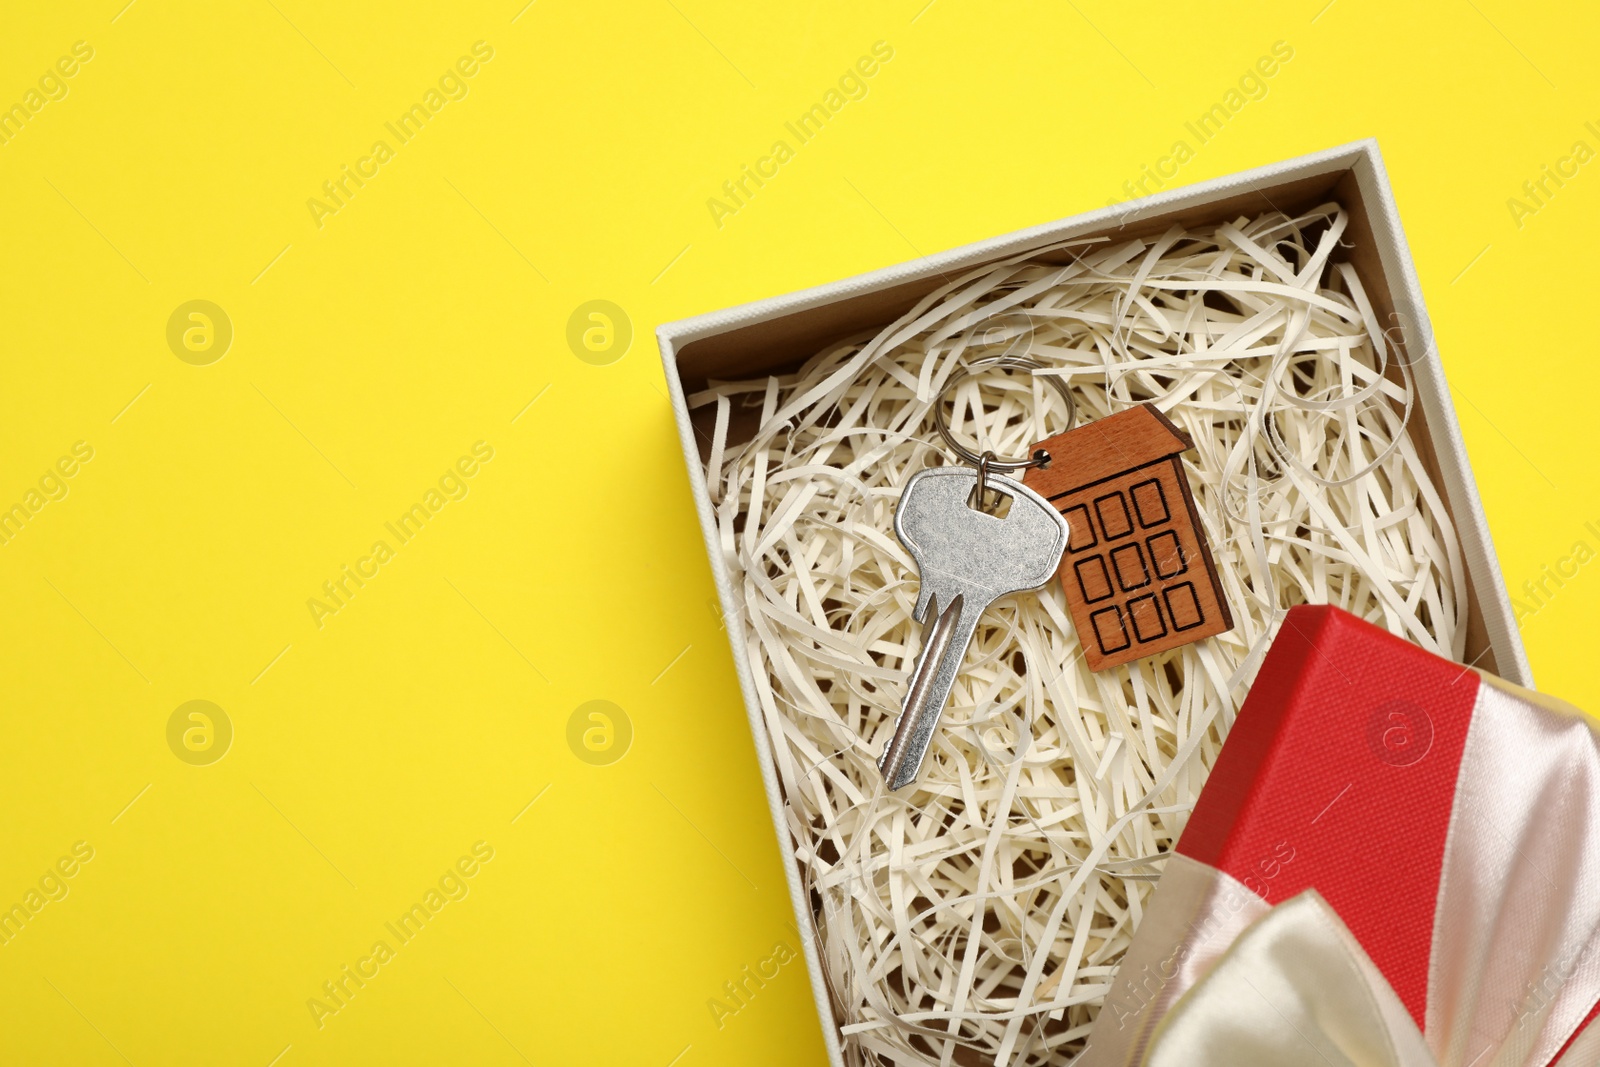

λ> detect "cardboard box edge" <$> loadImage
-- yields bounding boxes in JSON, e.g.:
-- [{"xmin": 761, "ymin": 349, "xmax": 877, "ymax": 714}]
[
  {"xmin": 656, "ymin": 140, "xmax": 1377, "ymax": 352},
  {"xmin": 656, "ymin": 328, "xmax": 850, "ymax": 1067},
  {"xmin": 1347, "ymin": 140, "xmax": 1533, "ymax": 688}
]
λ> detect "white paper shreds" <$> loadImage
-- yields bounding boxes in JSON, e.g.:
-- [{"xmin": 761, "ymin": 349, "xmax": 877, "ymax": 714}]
[{"xmin": 692, "ymin": 205, "xmax": 1464, "ymax": 1066}]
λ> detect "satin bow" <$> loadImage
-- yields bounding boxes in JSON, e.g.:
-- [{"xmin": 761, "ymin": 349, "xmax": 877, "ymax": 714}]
[
  {"xmin": 1143, "ymin": 890, "xmax": 1440, "ymax": 1065},
  {"xmin": 1142, "ymin": 889, "xmax": 1600, "ymax": 1066},
  {"xmin": 1090, "ymin": 670, "xmax": 1600, "ymax": 1067}
]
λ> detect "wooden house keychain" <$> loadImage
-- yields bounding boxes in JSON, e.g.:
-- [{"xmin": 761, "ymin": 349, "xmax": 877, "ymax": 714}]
[
  {"xmin": 878, "ymin": 356, "xmax": 1232, "ymax": 789},
  {"xmin": 1010, "ymin": 360, "xmax": 1234, "ymax": 670}
]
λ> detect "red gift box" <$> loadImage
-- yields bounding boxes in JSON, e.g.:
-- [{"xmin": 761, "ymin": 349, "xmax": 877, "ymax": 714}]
[{"xmin": 1085, "ymin": 605, "xmax": 1600, "ymax": 1066}]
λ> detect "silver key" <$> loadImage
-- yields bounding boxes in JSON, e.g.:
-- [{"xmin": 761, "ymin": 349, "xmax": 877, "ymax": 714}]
[{"xmin": 878, "ymin": 466, "xmax": 1069, "ymax": 790}]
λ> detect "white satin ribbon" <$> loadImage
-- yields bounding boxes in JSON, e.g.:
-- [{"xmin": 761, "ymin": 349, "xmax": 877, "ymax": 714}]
[
  {"xmin": 1426, "ymin": 675, "xmax": 1600, "ymax": 1067},
  {"xmin": 1142, "ymin": 890, "xmax": 1440, "ymax": 1066}
]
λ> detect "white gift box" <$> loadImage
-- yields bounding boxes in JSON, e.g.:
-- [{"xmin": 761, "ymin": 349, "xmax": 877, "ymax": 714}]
[{"xmin": 656, "ymin": 139, "xmax": 1532, "ymax": 1065}]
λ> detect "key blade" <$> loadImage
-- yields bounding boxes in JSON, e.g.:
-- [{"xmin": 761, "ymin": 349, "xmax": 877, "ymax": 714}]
[{"xmin": 878, "ymin": 593, "xmax": 976, "ymax": 791}]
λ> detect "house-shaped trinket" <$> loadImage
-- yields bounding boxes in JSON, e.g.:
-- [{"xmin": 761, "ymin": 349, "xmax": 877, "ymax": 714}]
[{"xmin": 1024, "ymin": 404, "xmax": 1233, "ymax": 671}]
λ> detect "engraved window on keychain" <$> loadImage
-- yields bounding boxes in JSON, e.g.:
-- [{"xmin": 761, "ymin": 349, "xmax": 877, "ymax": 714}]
[{"xmin": 879, "ymin": 355, "xmax": 1233, "ymax": 791}]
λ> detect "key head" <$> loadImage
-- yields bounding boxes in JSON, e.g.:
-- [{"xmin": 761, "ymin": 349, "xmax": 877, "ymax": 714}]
[{"xmin": 894, "ymin": 467, "xmax": 1069, "ymax": 622}]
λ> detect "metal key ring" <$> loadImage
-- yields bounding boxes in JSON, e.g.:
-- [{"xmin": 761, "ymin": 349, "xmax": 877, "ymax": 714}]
[{"xmin": 932, "ymin": 355, "xmax": 1077, "ymax": 470}]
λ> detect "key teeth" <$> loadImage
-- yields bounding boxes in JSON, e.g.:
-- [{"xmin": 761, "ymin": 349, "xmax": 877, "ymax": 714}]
[{"xmin": 878, "ymin": 592, "xmax": 965, "ymax": 791}]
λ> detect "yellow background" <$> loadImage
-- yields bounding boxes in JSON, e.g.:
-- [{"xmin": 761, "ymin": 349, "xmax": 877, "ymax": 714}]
[{"xmin": 1, "ymin": 1, "xmax": 1596, "ymax": 1064}]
